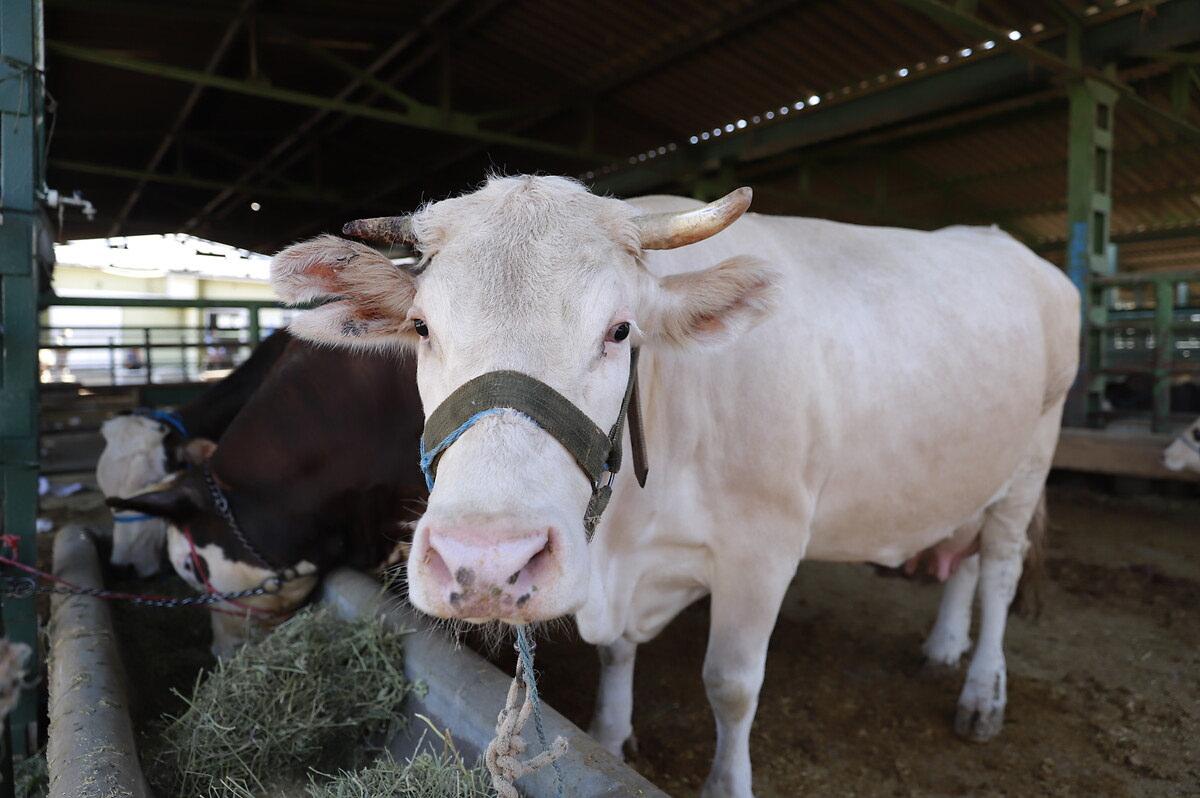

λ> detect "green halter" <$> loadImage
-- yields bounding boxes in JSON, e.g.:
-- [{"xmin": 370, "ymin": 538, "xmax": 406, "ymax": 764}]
[{"xmin": 419, "ymin": 349, "xmax": 647, "ymax": 539}]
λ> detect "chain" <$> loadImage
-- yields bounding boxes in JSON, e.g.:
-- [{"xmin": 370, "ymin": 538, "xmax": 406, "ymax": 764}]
[
  {"xmin": 0, "ymin": 571, "xmax": 294, "ymax": 609},
  {"xmin": 202, "ymin": 462, "xmax": 277, "ymax": 571}
]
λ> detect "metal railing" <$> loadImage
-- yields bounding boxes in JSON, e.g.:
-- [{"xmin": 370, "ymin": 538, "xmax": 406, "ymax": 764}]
[
  {"xmin": 1088, "ymin": 270, "xmax": 1200, "ymax": 432},
  {"xmin": 38, "ymin": 296, "xmax": 291, "ymax": 388}
]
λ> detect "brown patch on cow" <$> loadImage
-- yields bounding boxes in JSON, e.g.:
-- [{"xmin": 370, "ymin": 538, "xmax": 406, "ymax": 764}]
[
  {"xmin": 516, "ymin": 593, "xmax": 531, "ymax": 608},
  {"xmin": 455, "ymin": 567, "xmax": 475, "ymax": 587}
]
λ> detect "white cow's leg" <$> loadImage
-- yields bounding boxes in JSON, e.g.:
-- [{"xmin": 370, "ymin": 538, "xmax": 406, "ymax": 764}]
[
  {"xmin": 955, "ymin": 467, "xmax": 1048, "ymax": 741},
  {"xmin": 588, "ymin": 637, "xmax": 638, "ymax": 758},
  {"xmin": 922, "ymin": 553, "xmax": 979, "ymax": 667},
  {"xmin": 701, "ymin": 564, "xmax": 794, "ymax": 798}
]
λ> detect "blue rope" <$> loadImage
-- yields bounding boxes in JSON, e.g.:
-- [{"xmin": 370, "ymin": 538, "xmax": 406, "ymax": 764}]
[
  {"xmin": 420, "ymin": 411, "xmax": 566, "ymax": 796},
  {"xmin": 516, "ymin": 625, "xmax": 565, "ymax": 798},
  {"xmin": 112, "ymin": 513, "xmax": 156, "ymax": 523},
  {"xmin": 418, "ymin": 407, "xmax": 532, "ymax": 491}
]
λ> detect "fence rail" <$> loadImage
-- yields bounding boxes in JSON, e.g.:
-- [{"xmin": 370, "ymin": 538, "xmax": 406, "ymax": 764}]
[
  {"xmin": 1089, "ymin": 271, "xmax": 1200, "ymax": 431},
  {"xmin": 39, "ymin": 296, "xmax": 291, "ymax": 388}
]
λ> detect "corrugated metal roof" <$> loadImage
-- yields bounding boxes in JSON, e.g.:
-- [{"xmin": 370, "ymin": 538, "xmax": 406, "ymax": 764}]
[{"xmin": 41, "ymin": 0, "xmax": 1200, "ymax": 269}]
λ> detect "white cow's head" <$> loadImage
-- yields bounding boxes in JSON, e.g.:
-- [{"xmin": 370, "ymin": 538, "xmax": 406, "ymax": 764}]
[
  {"xmin": 1163, "ymin": 418, "xmax": 1200, "ymax": 473},
  {"xmin": 271, "ymin": 176, "xmax": 776, "ymax": 623}
]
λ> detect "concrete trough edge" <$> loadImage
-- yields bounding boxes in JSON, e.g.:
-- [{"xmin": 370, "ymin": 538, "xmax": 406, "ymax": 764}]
[
  {"xmin": 319, "ymin": 568, "xmax": 669, "ymax": 798},
  {"xmin": 47, "ymin": 525, "xmax": 151, "ymax": 798}
]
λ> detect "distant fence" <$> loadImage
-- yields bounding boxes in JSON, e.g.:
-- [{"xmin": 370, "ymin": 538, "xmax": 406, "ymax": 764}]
[
  {"xmin": 38, "ymin": 296, "xmax": 291, "ymax": 389},
  {"xmin": 1089, "ymin": 270, "xmax": 1200, "ymax": 432}
]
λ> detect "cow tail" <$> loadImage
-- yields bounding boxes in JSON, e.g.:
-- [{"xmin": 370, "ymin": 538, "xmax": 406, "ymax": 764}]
[{"xmin": 1012, "ymin": 487, "xmax": 1047, "ymax": 619}]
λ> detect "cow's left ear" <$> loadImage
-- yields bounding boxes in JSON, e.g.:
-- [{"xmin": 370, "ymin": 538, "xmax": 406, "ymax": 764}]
[
  {"xmin": 106, "ymin": 473, "xmax": 202, "ymax": 523},
  {"xmin": 271, "ymin": 234, "xmax": 418, "ymax": 350},
  {"xmin": 639, "ymin": 255, "xmax": 779, "ymax": 348},
  {"xmin": 181, "ymin": 438, "xmax": 217, "ymax": 466}
]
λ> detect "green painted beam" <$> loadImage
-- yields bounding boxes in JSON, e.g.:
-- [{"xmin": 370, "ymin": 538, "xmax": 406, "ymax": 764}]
[
  {"xmin": 45, "ymin": 40, "xmax": 614, "ymax": 162},
  {"xmin": 43, "ymin": 296, "xmax": 286, "ymax": 310},
  {"xmin": 894, "ymin": 0, "xmax": 1200, "ymax": 142},
  {"xmin": 51, "ymin": 158, "xmax": 345, "ymax": 203},
  {"xmin": 0, "ymin": 0, "xmax": 43, "ymax": 758}
]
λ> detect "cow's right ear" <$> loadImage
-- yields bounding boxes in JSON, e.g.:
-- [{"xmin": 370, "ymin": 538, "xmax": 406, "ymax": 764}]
[
  {"xmin": 106, "ymin": 473, "xmax": 201, "ymax": 523},
  {"xmin": 270, "ymin": 234, "xmax": 418, "ymax": 350}
]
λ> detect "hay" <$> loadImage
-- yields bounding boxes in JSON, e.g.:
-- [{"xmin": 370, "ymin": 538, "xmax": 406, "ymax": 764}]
[
  {"xmin": 149, "ymin": 606, "xmax": 414, "ymax": 797},
  {"xmin": 14, "ymin": 751, "xmax": 48, "ymax": 798},
  {"xmin": 308, "ymin": 751, "xmax": 494, "ymax": 798}
]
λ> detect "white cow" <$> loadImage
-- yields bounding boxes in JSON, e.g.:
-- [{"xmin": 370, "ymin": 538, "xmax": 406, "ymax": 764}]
[
  {"xmin": 1163, "ymin": 417, "xmax": 1200, "ymax": 473},
  {"xmin": 96, "ymin": 415, "xmax": 170, "ymax": 576},
  {"xmin": 271, "ymin": 176, "xmax": 1079, "ymax": 797}
]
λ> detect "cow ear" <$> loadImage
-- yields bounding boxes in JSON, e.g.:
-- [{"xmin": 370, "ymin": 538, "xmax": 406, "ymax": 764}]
[
  {"xmin": 271, "ymin": 234, "xmax": 419, "ymax": 350},
  {"xmin": 182, "ymin": 438, "xmax": 217, "ymax": 466},
  {"xmin": 640, "ymin": 255, "xmax": 779, "ymax": 348},
  {"xmin": 106, "ymin": 473, "xmax": 201, "ymax": 523}
]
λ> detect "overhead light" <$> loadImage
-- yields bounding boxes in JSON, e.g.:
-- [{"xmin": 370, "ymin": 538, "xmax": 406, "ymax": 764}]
[
  {"xmin": 1008, "ymin": 30, "xmax": 1022, "ymax": 41},
  {"xmin": 807, "ymin": 94, "xmax": 821, "ymax": 105},
  {"xmin": 689, "ymin": 135, "xmax": 699, "ymax": 144},
  {"xmin": 249, "ymin": 201, "xmax": 261, "ymax": 212}
]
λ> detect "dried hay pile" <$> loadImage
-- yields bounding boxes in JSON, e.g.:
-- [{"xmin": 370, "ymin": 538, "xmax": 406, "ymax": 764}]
[{"xmin": 148, "ymin": 606, "xmax": 493, "ymax": 797}]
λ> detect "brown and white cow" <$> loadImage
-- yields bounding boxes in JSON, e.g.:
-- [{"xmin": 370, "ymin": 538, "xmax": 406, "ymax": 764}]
[
  {"xmin": 270, "ymin": 176, "xmax": 1079, "ymax": 798},
  {"xmin": 108, "ymin": 339, "xmax": 426, "ymax": 656},
  {"xmin": 96, "ymin": 329, "xmax": 293, "ymax": 576}
]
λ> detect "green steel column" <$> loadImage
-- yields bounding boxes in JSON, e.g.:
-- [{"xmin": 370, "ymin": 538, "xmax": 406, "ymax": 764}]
[
  {"xmin": 1064, "ymin": 77, "xmax": 1118, "ymax": 428},
  {"xmin": 1152, "ymin": 278, "xmax": 1174, "ymax": 433},
  {"xmin": 0, "ymin": 0, "xmax": 43, "ymax": 755}
]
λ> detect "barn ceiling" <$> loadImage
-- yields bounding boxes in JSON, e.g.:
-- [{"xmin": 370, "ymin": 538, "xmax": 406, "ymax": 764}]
[{"xmin": 42, "ymin": 0, "xmax": 1200, "ymax": 271}]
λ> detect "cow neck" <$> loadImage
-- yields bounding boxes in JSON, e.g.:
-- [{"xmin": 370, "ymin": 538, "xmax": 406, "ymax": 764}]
[
  {"xmin": 419, "ymin": 347, "xmax": 648, "ymax": 540},
  {"xmin": 201, "ymin": 462, "xmax": 277, "ymax": 571}
]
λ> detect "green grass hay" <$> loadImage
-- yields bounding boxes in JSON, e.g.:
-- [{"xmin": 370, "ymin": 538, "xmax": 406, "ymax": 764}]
[{"xmin": 149, "ymin": 606, "xmax": 493, "ymax": 797}]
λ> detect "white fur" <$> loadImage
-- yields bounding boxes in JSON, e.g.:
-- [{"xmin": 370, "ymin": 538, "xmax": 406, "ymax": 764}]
[
  {"xmin": 165, "ymin": 526, "xmax": 318, "ymax": 658},
  {"xmin": 1163, "ymin": 417, "xmax": 1200, "ymax": 473},
  {"xmin": 273, "ymin": 176, "xmax": 1080, "ymax": 797},
  {"xmin": 96, "ymin": 416, "xmax": 169, "ymax": 576}
]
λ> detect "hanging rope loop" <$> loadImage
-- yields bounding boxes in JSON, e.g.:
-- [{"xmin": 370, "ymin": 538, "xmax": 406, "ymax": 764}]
[{"xmin": 485, "ymin": 626, "xmax": 568, "ymax": 798}]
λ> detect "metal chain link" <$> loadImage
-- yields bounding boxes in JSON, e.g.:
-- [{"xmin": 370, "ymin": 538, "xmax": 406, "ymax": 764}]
[{"xmin": 0, "ymin": 571, "xmax": 297, "ymax": 609}]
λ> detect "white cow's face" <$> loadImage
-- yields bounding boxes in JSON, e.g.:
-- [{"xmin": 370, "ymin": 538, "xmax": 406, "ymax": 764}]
[
  {"xmin": 1163, "ymin": 420, "xmax": 1200, "ymax": 473},
  {"xmin": 272, "ymin": 176, "xmax": 777, "ymax": 623}
]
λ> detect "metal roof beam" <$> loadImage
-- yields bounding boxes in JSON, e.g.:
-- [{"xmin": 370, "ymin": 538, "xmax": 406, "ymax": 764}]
[
  {"xmin": 894, "ymin": 0, "xmax": 1200, "ymax": 140},
  {"xmin": 46, "ymin": 40, "xmax": 614, "ymax": 163},
  {"xmin": 51, "ymin": 158, "xmax": 344, "ymax": 203},
  {"xmin": 183, "ymin": 0, "xmax": 502, "ymax": 234},
  {"xmin": 107, "ymin": 0, "xmax": 254, "ymax": 238},
  {"xmin": 591, "ymin": 0, "xmax": 1200, "ymax": 197}
]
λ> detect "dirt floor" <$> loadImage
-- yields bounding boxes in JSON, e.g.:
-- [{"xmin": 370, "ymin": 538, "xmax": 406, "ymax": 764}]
[
  {"xmin": 484, "ymin": 483, "xmax": 1200, "ymax": 798},
  {"xmin": 37, "ymin": 478, "xmax": 1200, "ymax": 797}
]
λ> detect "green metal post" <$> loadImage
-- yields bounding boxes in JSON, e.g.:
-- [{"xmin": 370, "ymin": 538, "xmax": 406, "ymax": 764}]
[
  {"xmin": 0, "ymin": 0, "xmax": 43, "ymax": 755},
  {"xmin": 1152, "ymin": 278, "xmax": 1174, "ymax": 432},
  {"xmin": 1064, "ymin": 77, "xmax": 1118, "ymax": 427},
  {"xmin": 248, "ymin": 306, "xmax": 261, "ymax": 346}
]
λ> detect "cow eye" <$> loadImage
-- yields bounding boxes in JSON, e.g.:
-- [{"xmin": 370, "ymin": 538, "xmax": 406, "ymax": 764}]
[
  {"xmin": 412, "ymin": 319, "xmax": 429, "ymax": 337},
  {"xmin": 607, "ymin": 322, "xmax": 631, "ymax": 343},
  {"xmin": 1192, "ymin": 427, "xmax": 1200, "ymax": 442}
]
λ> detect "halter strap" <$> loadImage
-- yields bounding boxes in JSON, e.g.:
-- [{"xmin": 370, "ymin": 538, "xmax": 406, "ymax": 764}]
[
  {"xmin": 133, "ymin": 407, "xmax": 189, "ymax": 438},
  {"xmin": 419, "ymin": 349, "xmax": 646, "ymax": 539}
]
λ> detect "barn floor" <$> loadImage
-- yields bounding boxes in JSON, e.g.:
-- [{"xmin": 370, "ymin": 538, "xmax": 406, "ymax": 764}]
[{"xmin": 483, "ymin": 484, "xmax": 1200, "ymax": 798}]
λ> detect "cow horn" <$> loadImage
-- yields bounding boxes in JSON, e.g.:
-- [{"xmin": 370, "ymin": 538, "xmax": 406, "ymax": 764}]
[
  {"xmin": 342, "ymin": 215, "xmax": 415, "ymax": 245},
  {"xmin": 633, "ymin": 187, "xmax": 753, "ymax": 250}
]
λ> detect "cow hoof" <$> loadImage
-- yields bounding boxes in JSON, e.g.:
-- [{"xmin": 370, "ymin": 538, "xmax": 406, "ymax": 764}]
[
  {"xmin": 921, "ymin": 634, "xmax": 970, "ymax": 670},
  {"xmin": 589, "ymin": 726, "xmax": 635, "ymax": 760},
  {"xmin": 699, "ymin": 773, "xmax": 754, "ymax": 798},
  {"xmin": 955, "ymin": 672, "xmax": 1006, "ymax": 742}
]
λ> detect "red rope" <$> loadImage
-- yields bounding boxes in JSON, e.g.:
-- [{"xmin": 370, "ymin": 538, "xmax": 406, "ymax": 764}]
[
  {"xmin": 0, "ymin": 533, "xmax": 281, "ymax": 619},
  {"xmin": 178, "ymin": 526, "xmax": 280, "ymax": 618}
]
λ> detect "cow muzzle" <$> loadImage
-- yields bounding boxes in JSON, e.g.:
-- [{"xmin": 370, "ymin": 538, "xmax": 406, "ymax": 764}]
[{"xmin": 409, "ymin": 520, "xmax": 570, "ymax": 621}]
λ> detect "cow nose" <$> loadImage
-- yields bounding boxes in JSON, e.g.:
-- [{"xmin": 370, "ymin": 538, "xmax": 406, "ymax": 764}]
[{"xmin": 421, "ymin": 525, "xmax": 552, "ymax": 619}]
